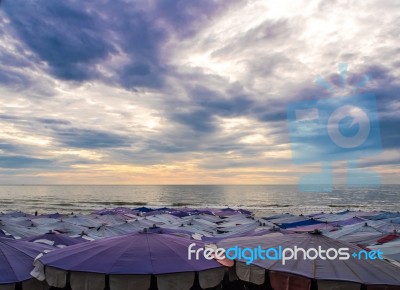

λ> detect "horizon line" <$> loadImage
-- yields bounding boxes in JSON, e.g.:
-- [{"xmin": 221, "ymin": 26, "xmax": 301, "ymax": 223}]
[{"xmin": 0, "ymin": 183, "xmax": 399, "ymax": 186}]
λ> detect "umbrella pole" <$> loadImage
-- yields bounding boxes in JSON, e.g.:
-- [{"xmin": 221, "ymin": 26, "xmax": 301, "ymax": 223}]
[
  {"xmin": 65, "ymin": 272, "xmax": 72, "ymax": 290},
  {"xmin": 310, "ymin": 279, "xmax": 318, "ymax": 290},
  {"xmin": 149, "ymin": 274, "xmax": 157, "ymax": 290},
  {"xmin": 105, "ymin": 275, "xmax": 110, "ymax": 290}
]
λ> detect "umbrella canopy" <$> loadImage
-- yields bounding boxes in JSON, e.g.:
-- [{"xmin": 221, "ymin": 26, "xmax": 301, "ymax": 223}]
[
  {"xmin": 290, "ymin": 222, "xmax": 335, "ymax": 233},
  {"xmin": 278, "ymin": 218, "xmax": 322, "ymax": 229},
  {"xmin": 39, "ymin": 232, "xmax": 222, "ymax": 274},
  {"xmin": 133, "ymin": 206, "xmax": 154, "ymax": 213},
  {"xmin": 22, "ymin": 232, "xmax": 87, "ymax": 247},
  {"xmin": 93, "ymin": 214, "xmax": 126, "ymax": 225},
  {"xmin": 218, "ymin": 233, "xmax": 400, "ymax": 286},
  {"xmin": 41, "ymin": 220, "xmax": 87, "ymax": 235},
  {"xmin": 0, "ymin": 237, "xmax": 53, "ymax": 284},
  {"xmin": 31, "ymin": 217, "xmax": 60, "ymax": 226},
  {"xmin": 324, "ymin": 221, "xmax": 385, "ymax": 243},
  {"xmin": 0, "ymin": 217, "xmax": 34, "ymax": 228},
  {"xmin": 85, "ymin": 224, "xmax": 130, "ymax": 239},
  {"xmin": 62, "ymin": 215, "xmax": 104, "ymax": 228},
  {"xmin": 0, "ymin": 221, "xmax": 46, "ymax": 239},
  {"xmin": 329, "ymin": 216, "xmax": 366, "ymax": 227},
  {"xmin": 369, "ymin": 239, "xmax": 400, "ymax": 264},
  {"xmin": 367, "ymin": 212, "xmax": 400, "ymax": 220}
]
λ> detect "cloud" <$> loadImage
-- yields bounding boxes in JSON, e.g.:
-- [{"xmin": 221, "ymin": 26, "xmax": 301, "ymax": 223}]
[
  {"xmin": 2, "ymin": 0, "xmax": 116, "ymax": 81},
  {"xmin": 54, "ymin": 128, "xmax": 132, "ymax": 149},
  {"xmin": 0, "ymin": 156, "xmax": 53, "ymax": 168},
  {"xmin": 1, "ymin": 0, "xmax": 237, "ymax": 89},
  {"xmin": 0, "ymin": 0, "xmax": 398, "ymax": 183}
]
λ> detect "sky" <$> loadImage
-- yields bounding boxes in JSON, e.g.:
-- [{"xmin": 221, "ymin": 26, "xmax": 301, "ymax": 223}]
[{"xmin": 0, "ymin": 0, "xmax": 398, "ymax": 184}]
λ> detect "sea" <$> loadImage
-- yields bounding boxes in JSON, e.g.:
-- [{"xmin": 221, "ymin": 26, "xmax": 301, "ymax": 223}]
[{"xmin": 0, "ymin": 184, "xmax": 399, "ymax": 216}]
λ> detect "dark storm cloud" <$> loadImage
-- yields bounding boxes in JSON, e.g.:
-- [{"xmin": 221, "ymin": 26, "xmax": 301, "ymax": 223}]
[
  {"xmin": 192, "ymin": 87, "xmax": 254, "ymax": 115},
  {"xmin": 1, "ymin": 0, "xmax": 236, "ymax": 89},
  {"xmin": 2, "ymin": 0, "xmax": 115, "ymax": 81},
  {"xmin": 171, "ymin": 85, "xmax": 255, "ymax": 134},
  {"xmin": 173, "ymin": 109, "xmax": 216, "ymax": 133},
  {"xmin": 174, "ymin": 80, "xmax": 299, "ymax": 142}
]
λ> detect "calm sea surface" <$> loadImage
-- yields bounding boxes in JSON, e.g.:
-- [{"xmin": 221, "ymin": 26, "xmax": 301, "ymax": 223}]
[{"xmin": 0, "ymin": 185, "xmax": 399, "ymax": 216}]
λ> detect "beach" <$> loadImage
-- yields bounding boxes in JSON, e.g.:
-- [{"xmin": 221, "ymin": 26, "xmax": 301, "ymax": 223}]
[{"xmin": 1, "ymin": 204, "xmax": 400, "ymax": 289}]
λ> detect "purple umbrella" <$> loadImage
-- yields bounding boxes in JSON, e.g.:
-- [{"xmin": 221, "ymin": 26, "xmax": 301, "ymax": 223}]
[
  {"xmin": 22, "ymin": 232, "xmax": 87, "ymax": 247},
  {"xmin": 39, "ymin": 232, "xmax": 221, "ymax": 274},
  {"xmin": 237, "ymin": 209, "xmax": 252, "ymax": 215},
  {"xmin": 218, "ymin": 233, "xmax": 400, "ymax": 286},
  {"xmin": 93, "ymin": 207, "xmax": 134, "ymax": 215},
  {"xmin": 38, "ymin": 233, "xmax": 225, "ymax": 290},
  {"xmin": 0, "ymin": 229, "xmax": 8, "ymax": 238},
  {"xmin": 145, "ymin": 207, "xmax": 176, "ymax": 216},
  {"xmin": 0, "ymin": 237, "xmax": 53, "ymax": 284}
]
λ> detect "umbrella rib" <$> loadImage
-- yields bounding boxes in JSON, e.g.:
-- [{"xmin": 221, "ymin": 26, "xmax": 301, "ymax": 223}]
[
  {"xmin": 324, "ymin": 236, "xmax": 400, "ymax": 284},
  {"xmin": 105, "ymin": 235, "xmax": 138, "ymax": 274},
  {"xmin": 155, "ymin": 235, "xmax": 219, "ymax": 273},
  {"xmin": 146, "ymin": 234, "xmax": 156, "ymax": 274},
  {"xmin": 0, "ymin": 240, "xmax": 39, "ymax": 260},
  {"xmin": 45, "ymin": 238, "xmax": 124, "ymax": 272},
  {"xmin": 0, "ymin": 243, "xmax": 19, "ymax": 282}
]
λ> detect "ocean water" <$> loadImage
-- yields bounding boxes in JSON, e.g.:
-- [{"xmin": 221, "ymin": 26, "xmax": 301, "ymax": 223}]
[{"xmin": 0, "ymin": 185, "xmax": 399, "ymax": 216}]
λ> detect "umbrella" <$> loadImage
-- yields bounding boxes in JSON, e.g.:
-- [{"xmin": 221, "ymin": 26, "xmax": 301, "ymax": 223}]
[
  {"xmin": 218, "ymin": 232, "xmax": 400, "ymax": 287},
  {"xmin": 276, "ymin": 218, "xmax": 322, "ymax": 229},
  {"xmin": 37, "ymin": 233, "xmax": 225, "ymax": 290},
  {"xmin": 0, "ymin": 211, "xmax": 32, "ymax": 218},
  {"xmin": 22, "ymin": 232, "xmax": 87, "ymax": 247},
  {"xmin": 0, "ymin": 237, "xmax": 52, "ymax": 286},
  {"xmin": 62, "ymin": 215, "xmax": 104, "ymax": 228},
  {"xmin": 133, "ymin": 206, "xmax": 154, "ymax": 213},
  {"xmin": 263, "ymin": 213, "xmax": 293, "ymax": 221},
  {"xmin": 0, "ymin": 221, "xmax": 46, "ymax": 239},
  {"xmin": 85, "ymin": 224, "xmax": 130, "ymax": 239},
  {"xmin": 91, "ymin": 214, "xmax": 127, "ymax": 225},
  {"xmin": 324, "ymin": 222, "xmax": 386, "ymax": 243},
  {"xmin": 0, "ymin": 217, "xmax": 34, "ymax": 228},
  {"xmin": 367, "ymin": 212, "xmax": 400, "ymax": 221},
  {"xmin": 290, "ymin": 222, "xmax": 335, "ymax": 233},
  {"xmin": 31, "ymin": 217, "xmax": 60, "ymax": 226},
  {"xmin": 368, "ymin": 239, "xmax": 400, "ymax": 265},
  {"xmin": 41, "ymin": 220, "xmax": 87, "ymax": 235},
  {"xmin": 330, "ymin": 216, "xmax": 366, "ymax": 227}
]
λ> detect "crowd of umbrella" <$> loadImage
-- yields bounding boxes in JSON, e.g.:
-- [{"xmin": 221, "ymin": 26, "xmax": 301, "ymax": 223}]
[{"xmin": 0, "ymin": 207, "xmax": 400, "ymax": 290}]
